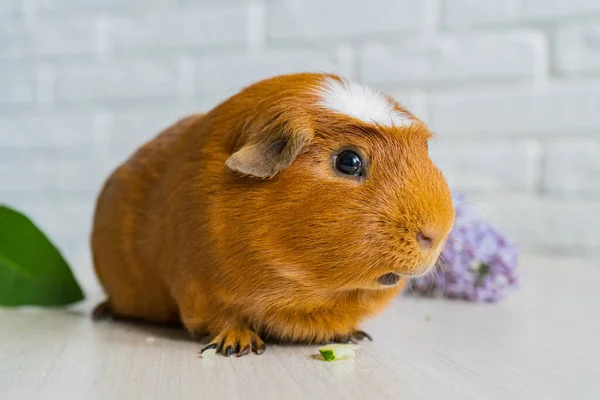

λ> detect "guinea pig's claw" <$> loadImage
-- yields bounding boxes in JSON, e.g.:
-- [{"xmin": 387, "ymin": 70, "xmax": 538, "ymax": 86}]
[
  {"xmin": 252, "ymin": 339, "xmax": 266, "ymax": 355},
  {"xmin": 332, "ymin": 334, "xmax": 352, "ymax": 344},
  {"xmin": 332, "ymin": 330, "xmax": 372, "ymax": 344},
  {"xmin": 253, "ymin": 344, "xmax": 266, "ymax": 355},
  {"xmin": 352, "ymin": 330, "xmax": 373, "ymax": 342},
  {"xmin": 203, "ymin": 328, "xmax": 265, "ymax": 357},
  {"xmin": 237, "ymin": 345, "xmax": 251, "ymax": 357},
  {"xmin": 200, "ymin": 342, "xmax": 219, "ymax": 354}
]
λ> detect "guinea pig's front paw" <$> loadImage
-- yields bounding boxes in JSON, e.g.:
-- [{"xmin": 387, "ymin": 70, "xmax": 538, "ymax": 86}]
[
  {"xmin": 333, "ymin": 329, "xmax": 373, "ymax": 344},
  {"xmin": 200, "ymin": 328, "xmax": 266, "ymax": 357}
]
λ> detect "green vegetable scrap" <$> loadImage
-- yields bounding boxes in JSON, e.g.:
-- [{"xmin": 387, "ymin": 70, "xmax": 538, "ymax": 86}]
[
  {"xmin": 318, "ymin": 344, "xmax": 357, "ymax": 362},
  {"xmin": 0, "ymin": 205, "xmax": 85, "ymax": 307}
]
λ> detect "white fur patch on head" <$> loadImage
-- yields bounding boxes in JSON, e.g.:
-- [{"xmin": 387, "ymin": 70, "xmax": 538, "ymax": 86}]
[{"xmin": 318, "ymin": 77, "xmax": 414, "ymax": 127}]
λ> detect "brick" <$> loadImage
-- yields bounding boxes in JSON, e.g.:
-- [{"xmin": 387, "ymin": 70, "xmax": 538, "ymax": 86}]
[
  {"xmin": 543, "ymin": 141, "xmax": 600, "ymax": 197},
  {"xmin": 0, "ymin": 17, "xmax": 99, "ymax": 59},
  {"xmin": 0, "ymin": 0, "xmax": 21, "ymax": 17},
  {"xmin": 57, "ymin": 159, "xmax": 108, "ymax": 192},
  {"xmin": 0, "ymin": 17, "xmax": 21, "ymax": 36},
  {"xmin": 0, "ymin": 148, "xmax": 107, "ymax": 192},
  {"xmin": 54, "ymin": 60, "xmax": 180, "ymax": 102},
  {"xmin": 429, "ymin": 81, "xmax": 600, "ymax": 136},
  {"xmin": 106, "ymin": 6, "xmax": 248, "ymax": 53},
  {"xmin": 0, "ymin": 150, "xmax": 48, "ymax": 192},
  {"xmin": 180, "ymin": 0, "xmax": 246, "ymax": 3},
  {"xmin": 430, "ymin": 141, "xmax": 541, "ymax": 192},
  {"xmin": 472, "ymin": 196, "xmax": 600, "ymax": 254},
  {"xmin": 0, "ymin": 112, "xmax": 97, "ymax": 147},
  {"xmin": 443, "ymin": 0, "xmax": 600, "ymax": 28},
  {"xmin": 360, "ymin": 32, "xmax": 540, "ymax": 87},
  {"xmin": 442, "ymin": 0, "xmax": 523, "ymax": 27},
  {"xmin": 268, "ymin": 0, "xmax": 425, "ymax": 42},
  {"xmin": 555, "ymin": 21, "xmax": 600, "ymax": 75},
  {"xmin": 0, "ymin": 20, "xmax": 30, "ymax": 59},
  {"xmin": 247, "ymin": 0, "xmax": 267, "ymax": 49},
  {"xmin": 106, "ymin": 106, "xmax": 193, "ymax": 152},
  {"xmin": 194, "ymin": 51, "xmax": 339, "ymax": 98},
  {"xmin": 37, "ymin": 0, "xmax": 178, "ymax": 14},
  {"xmin": 31, "ymin": 18, "xmax": 99, "ymax": 58},
  {"xmin": 0, "ymin": 65, "xmax": 37, "ymax": 105}
]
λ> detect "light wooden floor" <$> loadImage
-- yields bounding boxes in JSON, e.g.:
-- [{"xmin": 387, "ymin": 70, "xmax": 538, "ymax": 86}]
[{"xmin": 1, "ymin": 255, "xmax": 599, "ymax": 400}]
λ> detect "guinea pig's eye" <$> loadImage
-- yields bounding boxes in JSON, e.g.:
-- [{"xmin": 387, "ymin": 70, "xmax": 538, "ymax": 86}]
[{"xmin": 335, "ymin": 150, "xmax": 363, "ymax": 176}]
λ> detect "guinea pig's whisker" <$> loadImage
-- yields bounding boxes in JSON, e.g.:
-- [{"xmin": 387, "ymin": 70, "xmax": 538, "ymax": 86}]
[
  {"xmin": 436, "ymin": 256, "xmax": 447, "ymax": 295},
  {"xmin": 408, "ymin": 277, "xmax": 421, "ymax": 298},
  {"xmin": 451, "ymin": 222, "xmax": 479, "ymax": 227},
  {"xmin": 437, "ymin": 254, "xmax": 448, "ymax": 270},
  {"xmin": 442, "ymin": 240, "xmax": 461, "ymax": 250},
  {"xmin": 444, "ymin": 240, "xmax": 478, "ymax": 255},
  {"xmin": 444, "ymin": 238, "xmax": 475, "ymax": 253},
  {"xmin": 432, "ymin": 266, "xmax": 441, "ymax": 294},
  {"xmin": 431, "ymin": 267, "xmax": 439, "ymax": 293},
  {"xmin": 450, "ymin": 223, "xmax": 487, "ymax": 230},
  {"xmin": 454, "ymin": 201, "xmax": 492, "ymax": 222}
]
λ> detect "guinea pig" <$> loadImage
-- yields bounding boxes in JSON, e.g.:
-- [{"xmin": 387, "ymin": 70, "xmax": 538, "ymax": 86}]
[{"xmin": 91, "ymin": 72, "xmax": 455, "ymax": 357}]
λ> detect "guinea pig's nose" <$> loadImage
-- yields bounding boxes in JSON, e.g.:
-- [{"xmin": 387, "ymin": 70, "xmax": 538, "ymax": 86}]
[{"xmin": 416, "ymin": 232, "xmax": 433, "ymax": 251}]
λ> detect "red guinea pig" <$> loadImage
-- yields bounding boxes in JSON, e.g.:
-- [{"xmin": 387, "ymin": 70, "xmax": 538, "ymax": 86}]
[{"xmin": 91, "ymin": 72, "xmax": 455, "ymax": 357}]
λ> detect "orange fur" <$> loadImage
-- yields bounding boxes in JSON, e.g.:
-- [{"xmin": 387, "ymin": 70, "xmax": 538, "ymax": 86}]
[{"xmin": 91, "ymin": 73, "xmax": 455, "ymax": 355}]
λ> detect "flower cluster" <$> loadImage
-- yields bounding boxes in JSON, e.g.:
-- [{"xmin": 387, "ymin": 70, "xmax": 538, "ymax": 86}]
[{"xmin": 408, "ymin": 194, "xmax": 520, "ymax": 302}]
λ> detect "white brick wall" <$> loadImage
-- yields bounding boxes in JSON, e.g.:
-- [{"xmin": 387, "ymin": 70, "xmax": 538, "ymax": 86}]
[
  {"xmin": 543, "ymin": 142, "xmax": 600, "ymax": 198},
  {"xmin": 472, "ymin": 196, "xmax": 600, "ymax": 256},
  {"xmin": 0, "ymin": 64, "xmax": 37, "ymax": 105},
  {"xmin": 194, "ymin": 50, "xmax": 339, "ymax": 97},
  {"xmin": 1, "ymin": 16, "xmax": 100, "ymax": 59},
  {"xmin": 1, "ymin": 0, "xmax": 599, "ymax": 290},
  {"xmin": 267, "ymin": 0, "xmax": 426, "ymax": 42},
  {"xmin": 360, "ymin": 32, "xmax": 542, "ymax": 87},
  {"xmin": 105, "ymin": 6, "xmax": 249, "ymax": 52},
  {"xmin": 429, "ymin": 81, "xmax": 600, "ymax": 136},
  {"xmin": 442, "ymin": 0, "xmax": 600, "ymax": 28},
  {"xmin": 54, "ymin": 59, "xmax": 181, "ymax": 102},
  {"xmin": 429, "ymin": 140, "xmax": 542, "ymax": 193},
  {"xmin": 0, "ymin": 0, "xmax": 21, "ymax": 17},
  {"xmin": 554, "ymin": 21, "xmax": 600, "ymax": 75}
]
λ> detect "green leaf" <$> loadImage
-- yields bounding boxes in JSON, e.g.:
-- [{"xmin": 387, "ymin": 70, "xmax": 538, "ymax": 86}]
[
  {"xmin": 318, "ymin": 344, "xmax": 357, "ymax": 362},
  {"xmin": 319, "ymin": 349, "xmax": 336, "ymax": 362},
  {"xmin": 0, "ymin": 205, "xmax": 84, "ymax": 306}
]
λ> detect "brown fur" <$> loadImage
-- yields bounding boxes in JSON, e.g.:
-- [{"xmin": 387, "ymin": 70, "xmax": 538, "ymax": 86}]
[{"xmin": 91, "ymin": 73, "xmax": 455, "ymax": 355}]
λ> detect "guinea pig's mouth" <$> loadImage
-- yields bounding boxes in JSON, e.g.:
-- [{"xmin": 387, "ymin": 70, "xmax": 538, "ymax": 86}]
[{"xmin": 376, "ymin": 272, "xmax": 402, "ymax": 286}]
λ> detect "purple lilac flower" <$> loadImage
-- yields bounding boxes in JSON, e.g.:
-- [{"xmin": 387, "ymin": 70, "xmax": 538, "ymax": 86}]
[{"xmin": 408, "ymin": 193, "xmax": 520, "ymax": 302}]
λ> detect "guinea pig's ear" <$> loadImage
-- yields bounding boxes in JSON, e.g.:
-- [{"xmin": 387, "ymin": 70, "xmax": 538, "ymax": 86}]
[{"xmin": 226, "ymin": 126, "xmax": 313, "ymax": 179}]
